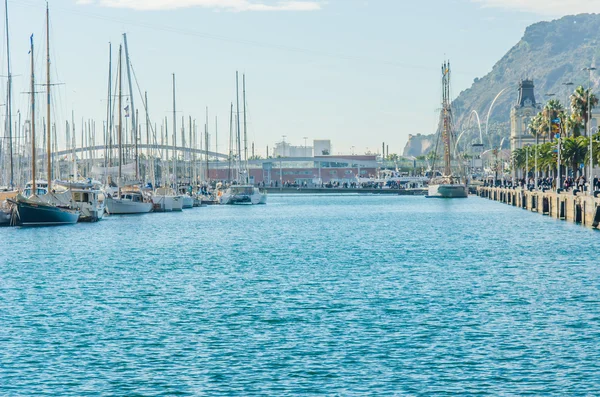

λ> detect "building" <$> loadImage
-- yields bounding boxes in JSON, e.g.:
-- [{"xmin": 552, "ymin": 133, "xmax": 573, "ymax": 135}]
[
  {"xmin": 273, "ymin": 141, "xmax": 313, "ymax": 157},
  {"xmin": 510, "ymin": 79, "xmax": 542, "ymax": 152},
  {"xmin": 313, "ymin": 140, "xmax": 331, "ymax": 156},
  {"xmin": 205, "ymin": 155, "xmax": 378, "ymax": 186}
]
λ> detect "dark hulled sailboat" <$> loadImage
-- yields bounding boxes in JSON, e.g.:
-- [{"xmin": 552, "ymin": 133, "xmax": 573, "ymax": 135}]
[{"xmin": 12, "ymin": 7, "xmax": 79, "ymax": 225}]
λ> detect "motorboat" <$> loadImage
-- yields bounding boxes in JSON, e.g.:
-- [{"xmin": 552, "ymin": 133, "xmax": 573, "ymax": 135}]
[
  {"xmin": 219, "ymin": 185, "xmax": 267, "ymax": 205},
  {"xmin": 105, "ymin": 189, "xmax": 153, "ymax": 214},
  {"xmin": 152, "ymin": 187, "xmax": 183, "ymax": 212}
]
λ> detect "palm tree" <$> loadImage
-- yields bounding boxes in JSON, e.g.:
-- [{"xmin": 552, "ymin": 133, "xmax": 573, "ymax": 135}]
[
  {"xmin": 537, "ymin": 142, "xmax": 556, "ymax": 177},
  {"xmin": 541, "ymin": 99, "xmax": 566, "ymax": 142},
  {"xmin": 562, "ymin": 136, "xmax": 588, "ymax": 177},
  {"xmin": 570, "ymin": 85, "xmax": 598, "ymax": 137}
]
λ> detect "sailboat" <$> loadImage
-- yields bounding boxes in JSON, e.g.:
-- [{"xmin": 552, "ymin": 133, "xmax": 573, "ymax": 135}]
[
  {"xmin": 105, "ymin": 44, "xmax": 153, "ymax": 215},
  {"xmin": 220, "ymin": 72, "xmax": 267, "ymax": 205},
  {"xmin": 12, "ymin": 11, "xmax": 80, "ymax": 225},
  {"xmin": 0, "ymin": 0, "xmax": 16, "ymax": 225},
  {"xmin": 427, "ymin": 61, "xmax": 468, "ymax": 199}
]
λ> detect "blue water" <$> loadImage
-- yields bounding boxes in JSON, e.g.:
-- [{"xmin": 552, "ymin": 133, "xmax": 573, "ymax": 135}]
[{"xmin": 1, "ymin": 195, "xmax": 600, "ymax": 395}]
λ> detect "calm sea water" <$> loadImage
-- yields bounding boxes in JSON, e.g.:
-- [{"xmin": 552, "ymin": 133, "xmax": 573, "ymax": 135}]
[{"xmin": 1, "ymin": 195, "xmax": 600, "ymax": 396}]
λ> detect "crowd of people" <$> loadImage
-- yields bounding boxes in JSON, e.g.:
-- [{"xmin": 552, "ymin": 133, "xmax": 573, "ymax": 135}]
[{"xmin": 483, "ymin": 175, "xmax": 600, "ymax": 193}]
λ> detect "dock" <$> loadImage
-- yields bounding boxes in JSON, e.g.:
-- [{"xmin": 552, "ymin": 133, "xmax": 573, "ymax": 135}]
[{"xmin": 477, "ymin": 186, "xmax": 600, "ymax": 228}]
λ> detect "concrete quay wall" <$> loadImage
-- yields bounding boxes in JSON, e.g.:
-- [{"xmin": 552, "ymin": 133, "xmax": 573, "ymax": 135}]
[{"xmin": 477, "ymin": 187, "xmax": 600, "ymax": 228}]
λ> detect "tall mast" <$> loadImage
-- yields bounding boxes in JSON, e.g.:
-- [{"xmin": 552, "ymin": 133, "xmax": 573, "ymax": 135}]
[
  {"xmin": 189, "ymin": 115, "xmax": 192, "ymax": 186},
  {"xmin": 123, "ymin": 33, "xmax": 136, "ymax": 153},
  {"xmin": 46, "ymin": 4, "xmax": 51, "ymax": 190},
  {"xmin": 118, "ymin": 45, "xmax": 123, "ymax": 197},
  {"xmin": 205, "ymin": 107, "xmax": 209, "ymax": 182},
  {"xmin": 5, "ymin": 0, "xmax": 13, "ymax": 188},
  {"xmin": 442, "ymin": 61, "xmax": 452, "ymax": 177},
  {"xmin": 135, "ymin": 109, "xmax": 139, "ymax": 180},
  {"xmin": 228, "ymin": 102, "xmax": 233, "ymax": 182},
  {"xmin": 105, "ymin": 42, "xmax": 112, "ymax": 170},
  {"xmin": 172, "ymin": 73, "xmax": 177, "ymax": 190},
  {"xmin": 243, "ymin": 74, "xmax": 249, "ymax": 183},
  {"xmin": 235, "ymin": 71, "xmax": 241, "ymax": 183},
  {"xmin": 30, "ymin": 34, "xmax": 36, "ymax": 196}
]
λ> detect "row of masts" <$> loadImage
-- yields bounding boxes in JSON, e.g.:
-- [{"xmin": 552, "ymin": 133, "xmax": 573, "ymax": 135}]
[{"xmin": 0, "ymin": 0, "xmax": 253, "ymax": 190}]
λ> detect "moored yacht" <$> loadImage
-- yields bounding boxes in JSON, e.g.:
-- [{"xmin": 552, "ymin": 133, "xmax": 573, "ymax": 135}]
[
  {"xmin": 219, "ymin": 184, "xmax": 267, "ymax": 205},
  {"xmin": 152, "ymin": 187, "xmax": 183, "ymax": 212}
]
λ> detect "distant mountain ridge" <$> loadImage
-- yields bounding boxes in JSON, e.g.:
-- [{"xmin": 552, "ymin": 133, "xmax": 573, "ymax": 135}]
[{"xmin": 404, "ymin": 13, "xmax": 600, "ymax": 156}]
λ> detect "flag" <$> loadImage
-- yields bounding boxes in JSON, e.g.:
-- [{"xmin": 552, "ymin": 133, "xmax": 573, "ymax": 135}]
[{"xmin": 28, "ymin": 34, "xmax": 33, "ymax": 54}]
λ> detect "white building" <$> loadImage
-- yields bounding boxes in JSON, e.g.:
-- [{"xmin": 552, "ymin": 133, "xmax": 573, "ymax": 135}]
[
  {"xmin": 273, "ymin": 141, "xmax": 313, "ymax": 157},
  {"xmin": 313, "ymin": 140, "xmax": 331, "ymax": 156}
]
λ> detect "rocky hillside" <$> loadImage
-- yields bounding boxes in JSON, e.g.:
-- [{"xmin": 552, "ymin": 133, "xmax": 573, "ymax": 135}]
[
  {"xmin": 402, "ymin": 134, "xmax": 434, "ymax": 157},
  {"xmin": 405, "ymin": 13, "xmax": 600, "ymax": 156},
  {"xmin": 454, "ymin": 13, "xmax": 600, "ymax": 144}
]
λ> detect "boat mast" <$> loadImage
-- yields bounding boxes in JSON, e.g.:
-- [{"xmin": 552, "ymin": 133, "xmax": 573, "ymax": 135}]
[
  {"xmin": 172, "ymin": 73, "xmax": 177, "ymax": 191},
  {"xmin": 105, "ymin": 42, "xmax": 112, "ymax": 170},
  {"xmin": 205, "ymin": 107, "xmax": 209, "ymax": 182},
  {"xmin": 5, "ymin": 0, "xmax": 13, "ymax": 189},
  {"xmin": 46, "ymin": 4, "xmax": 51, "ymax": 191},
  {"xmin": 243, "ymin": 74, "xmax": 249, "ymax": 183},
  {"xmin": 442, "ymin": 61, "xmax": 452, "ymax": 177},
  {"xmin": 228, "ymin": 102, "xmax": 233, "ymax": 182},
  {"xmin": 188, "ymin": 115, "xmax": 192, "ymax": 186},
  {"xmin": 30, "ymin": 34, "xmax": 36, "ymax": 196},
  {"xmin": 235, "ymin": 71, "xmax": 242, "ymax": 183},
  {"xmin": 118, "ymin": 45, "xmax": 123, "ymax": 198},
  {"xmin": 123, "ymin": 34, "xmax": 136, "ymax": 162}
]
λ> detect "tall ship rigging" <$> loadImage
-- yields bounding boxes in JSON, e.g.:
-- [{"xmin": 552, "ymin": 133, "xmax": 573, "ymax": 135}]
[{"xmin": 427, "ymin": 61, "xmax": 468, "ymax": 198}]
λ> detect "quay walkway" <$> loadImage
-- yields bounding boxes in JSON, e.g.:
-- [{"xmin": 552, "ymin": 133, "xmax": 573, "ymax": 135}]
[{"xmin": 477, "ymin": 186, "xmax": 600, "ymax": 229}]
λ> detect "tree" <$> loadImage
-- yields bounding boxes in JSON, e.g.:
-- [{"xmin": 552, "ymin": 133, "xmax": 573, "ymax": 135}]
[
  {"xmin": 386, "ymin": 153, "xmax": 399, "ymax": 162},
  {"xmin": 561, "ymin": 136, "xmax": 588, "ymax": 176},
  {"xmin": 570, "ymin": 85, "xmax": 598, "ymax": 138},
  {"xmin": 321, "ymin": 149, "xmax": 330, "ymax": 155}
]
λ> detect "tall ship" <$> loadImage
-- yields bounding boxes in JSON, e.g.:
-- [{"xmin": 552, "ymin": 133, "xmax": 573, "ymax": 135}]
[{"xmin": 427, "ymin": 61, "xmax": 468, "ymax": 198}]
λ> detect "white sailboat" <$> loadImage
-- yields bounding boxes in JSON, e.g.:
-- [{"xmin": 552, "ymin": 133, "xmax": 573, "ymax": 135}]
[
  {"xmin": 220, "ymin": 72, "xmax": 267, "ymax": 205},
  {"xmin": 427, "ymin": 61, "xmax": 468, "ymax": 199},
  {"xmin": 105, "ymin": 45, "xmax": 153, "ymax": 214}
]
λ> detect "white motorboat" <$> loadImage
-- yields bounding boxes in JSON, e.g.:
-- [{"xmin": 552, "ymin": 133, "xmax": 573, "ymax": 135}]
[
  {"xmin": 105, "ymin": 190, "xmax": 153, "ymax": 214},
  {"xmin": 219, "ymin": 185, "xmax": 267, "ymax": 205},
  {"xmin": 55, "ymin": 180, "xmax": 106, "ymax": 222},
  {"xmin": 182, "ymin": 194, "xmax": 194, "ymax": 209},
  {"xmin": 427, "ymin": 178, "xmax": 468, "ymax": 198},
  {"xmin": 152, "ymin": 187, "xmax": 183, "ymax": 212}
]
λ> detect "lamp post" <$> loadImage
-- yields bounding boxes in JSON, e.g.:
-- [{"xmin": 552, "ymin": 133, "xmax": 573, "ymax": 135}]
[
  {"xmin": 303, "ymin": 136, "xmax": 308, "ymax": 157},
  {"xmin": 562, "ymin": 82, "xmax": 574, "ymax": 182},
  {"xmin": 583, "ymin": 67, "xmax": 596, "ymax": 195},
  {"xmin": 538, "ymin": 93, "xmax": 556, "ymax": 190}
]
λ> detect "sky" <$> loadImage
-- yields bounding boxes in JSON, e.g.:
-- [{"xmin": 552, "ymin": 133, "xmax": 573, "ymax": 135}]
[{"xmin": 1, "ymin": 0, "xmax": 599, "ymax": 156}]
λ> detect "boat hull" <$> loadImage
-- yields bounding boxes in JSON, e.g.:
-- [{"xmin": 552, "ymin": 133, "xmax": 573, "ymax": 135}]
[
  {"xmin": 182, "ymin": 196, "xmax": 194, "ymax": 209},
  {"xmin": 0, "ymin": 209, "xmax": 11, "ymax": 227},
  {"xmin": 427, "ymin": 184, "xmax": 468, "ymax": 198},
  {"xmin": 14, "ymin": 201, "xmax": 80, "ymax": 226},
  {"xmin": 78, "ymin": 202, "xmax": 106, "ymax": 222},
  {"xmin": 105, "ymin": 198, "xmax": 153, "ymax": 214}
]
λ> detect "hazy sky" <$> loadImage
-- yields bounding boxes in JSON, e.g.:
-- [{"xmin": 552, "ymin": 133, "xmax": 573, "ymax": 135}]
[{"xmin": 1, "ymin": 0, "xmax": 597, "ymax": 156}]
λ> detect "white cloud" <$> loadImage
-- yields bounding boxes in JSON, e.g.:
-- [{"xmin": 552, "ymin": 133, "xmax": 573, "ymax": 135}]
[
  {"xmin": 473, "ymin": 0, "xmax": 600, "ymax": 16},
  {"xmin": 80, "ymin": 0, "xmax": 322, "ymax": 11}
]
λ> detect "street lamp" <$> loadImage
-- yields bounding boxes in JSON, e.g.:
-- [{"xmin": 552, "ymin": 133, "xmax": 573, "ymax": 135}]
[
  {"xmin": 583, "ymin": 66, "xmax": 596, "ymax": 195},
  {"xmin": 303, "ymin": 136, "xmax": 308, "ymax": 157}
]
